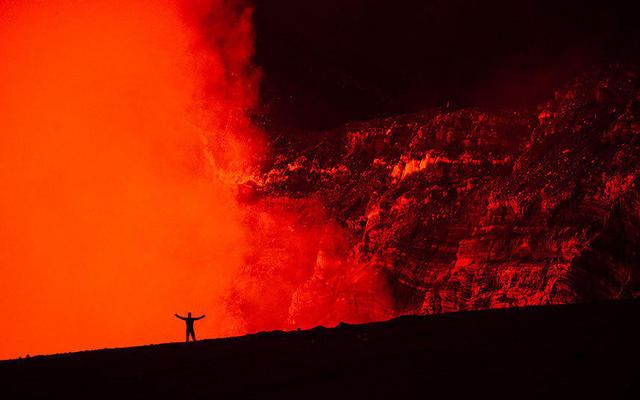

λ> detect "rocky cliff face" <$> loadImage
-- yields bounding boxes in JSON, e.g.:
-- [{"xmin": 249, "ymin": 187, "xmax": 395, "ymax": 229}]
[{"xmin": 233, "ymin": 66, "xmax": 640, "ymax": 330}]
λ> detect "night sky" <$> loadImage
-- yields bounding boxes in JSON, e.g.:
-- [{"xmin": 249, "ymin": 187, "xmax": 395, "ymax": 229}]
[{"xmin": 254, "ymin": 0, "xmax": 640, "ymax": 132}]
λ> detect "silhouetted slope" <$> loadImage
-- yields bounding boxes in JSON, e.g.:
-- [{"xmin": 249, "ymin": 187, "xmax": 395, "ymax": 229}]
[{"xmin": 2, "ymin": 300, "xmax": 638, "ymax": 399}]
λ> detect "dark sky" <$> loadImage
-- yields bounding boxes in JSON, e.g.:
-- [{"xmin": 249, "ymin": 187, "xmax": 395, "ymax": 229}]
[{"xmin": 253, "ymin": 0, "xmax": 640, "ymax": 132}]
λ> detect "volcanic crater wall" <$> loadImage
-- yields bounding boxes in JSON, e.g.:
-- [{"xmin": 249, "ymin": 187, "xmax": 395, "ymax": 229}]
[{"xmin": 233, "ymin": 66, "xmax": 640, "ymax": 327}]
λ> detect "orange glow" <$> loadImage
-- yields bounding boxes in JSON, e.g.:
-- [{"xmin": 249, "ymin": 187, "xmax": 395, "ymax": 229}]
[{"xmin": 0, "ymin": 0, "xmax": 259, "ymax": 359}]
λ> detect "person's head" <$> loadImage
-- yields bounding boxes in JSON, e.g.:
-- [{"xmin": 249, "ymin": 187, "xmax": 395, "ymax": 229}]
[{"xmin": 188, "ymin": 312, "xmax": 192, "ymax": 317}]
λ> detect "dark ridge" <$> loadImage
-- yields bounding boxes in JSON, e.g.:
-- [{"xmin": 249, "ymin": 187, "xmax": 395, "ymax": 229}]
[{"xmin": 2, "ymin": 299, "xmax": 638, "ymax": 398}]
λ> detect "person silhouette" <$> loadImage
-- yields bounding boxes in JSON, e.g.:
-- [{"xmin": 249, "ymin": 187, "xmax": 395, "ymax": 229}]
[{"xmin": 174, "ymin": 312, "xmax": 205, "ymax": 342}]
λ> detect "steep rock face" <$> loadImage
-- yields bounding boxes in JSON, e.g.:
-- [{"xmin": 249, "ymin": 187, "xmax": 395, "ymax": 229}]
[{"xmin": 241, "ymin": 66, "xmax": 640, "ymax": 327}]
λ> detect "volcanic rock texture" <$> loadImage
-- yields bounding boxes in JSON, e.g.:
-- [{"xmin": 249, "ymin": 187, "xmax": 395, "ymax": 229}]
[{"xmin": 233, "ymin": 66, "xmax": 640, "ymax": 330}]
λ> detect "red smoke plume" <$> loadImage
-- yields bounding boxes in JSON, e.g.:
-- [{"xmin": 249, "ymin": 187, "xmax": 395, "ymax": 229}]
[
  {"xmin": 0, "ymin": 0, "xmax": 261, "ymax": 359},
  {"xmin": 0, "ymin": 0, "xmax": 392, "ymax": 360},
  {"xmin": 229, "ymin": 196, "xmax": 394, "ymax": 333}
]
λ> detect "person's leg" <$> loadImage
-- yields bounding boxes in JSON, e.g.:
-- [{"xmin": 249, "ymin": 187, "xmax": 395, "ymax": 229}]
[
  {"xmin": 186, "ymin": 328, "xmax": 190, "ymax": 342},
  {"xmin": 190, "ymin": 329, "xmax": 196, "ymax": 341}
]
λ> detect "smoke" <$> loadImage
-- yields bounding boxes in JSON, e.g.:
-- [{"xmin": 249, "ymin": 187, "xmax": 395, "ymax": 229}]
[
  {"xmin": 0, "ymin": 0, "xmax": 393, "ymax": 360},
  {"xmin": 228, "ymin": 195, "xmax": 394, "ymax": 333},
  {"xmin": 0, "ymin": 0, "xmax": 259, "ymax": 359}
]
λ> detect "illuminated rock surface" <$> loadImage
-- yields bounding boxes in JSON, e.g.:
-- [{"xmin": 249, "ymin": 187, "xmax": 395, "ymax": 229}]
[{"xmin": 247, "ymin": 66, "xmax": 640, "ymax": 325}]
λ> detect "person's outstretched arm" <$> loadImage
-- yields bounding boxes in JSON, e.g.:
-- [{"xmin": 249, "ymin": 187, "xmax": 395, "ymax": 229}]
[
  {"xmin": 194, "ymin": 315, "xmax": 205, "ymax": 320},
  {"xmin": 175, "ymin": 314, "xmax": 186, "ymax": 320}
]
